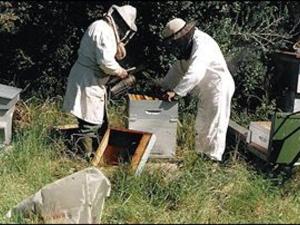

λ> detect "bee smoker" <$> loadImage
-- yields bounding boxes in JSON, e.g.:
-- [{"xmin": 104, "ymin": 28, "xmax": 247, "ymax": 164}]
[
  {"xmin": 106, "ymin": 65, "xmax": 150, "ymax": 99},
  {"xmin": 109, "ymin": 74, "xmax": 136, "ymax": 98}
]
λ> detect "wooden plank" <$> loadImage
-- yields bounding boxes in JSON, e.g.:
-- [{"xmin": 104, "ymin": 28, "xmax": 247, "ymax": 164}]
[
  {"xmin": 144, "ymin": 95, "xmax": 152, "ymax": 100},
  {"xmin": 274, "ymin": 50, "xmax": 297, "ymax": 56},
  {"xmin": 228, "ymin": 119, "xmax": 249, "ymax": 140},
  {"xmin": 91, "ymin": 128, "xmax": 110, "ymax": 166},
  {"xmin": 54, "ymin": 124, "xmax": 78, "ymax": 130},
  {"xmin": 131, "ymin": 134, "xmax": 151, "ymax": 170},
  {"xmin": 227, "ymin": 119, "xmax": 272, "ymax": 161}
]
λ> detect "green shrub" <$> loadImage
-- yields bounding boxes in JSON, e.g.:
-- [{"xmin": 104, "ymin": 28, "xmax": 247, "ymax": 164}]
[{"xmin": 0, "ymin": 1, "xmax": 299, "ymax": 122}]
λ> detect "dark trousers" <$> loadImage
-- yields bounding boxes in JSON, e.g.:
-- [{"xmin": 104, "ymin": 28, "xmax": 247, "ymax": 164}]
[{"xmin": 76, "ymin": 118, "xmax": 108, "ymax": 157}]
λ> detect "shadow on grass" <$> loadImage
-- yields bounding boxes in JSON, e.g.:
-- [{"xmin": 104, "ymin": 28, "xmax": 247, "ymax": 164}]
[{"xmin": 225, "ymin": 135, "xmax": 296, "ymax": 186}]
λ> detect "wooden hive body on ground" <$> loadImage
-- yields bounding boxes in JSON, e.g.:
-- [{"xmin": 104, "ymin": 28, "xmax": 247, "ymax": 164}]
[
  {"xmin": 53, "ymin": 124, "xmax": 156, "ymax": 176},
  {"xmin": 92, "ymin": 127, "xmax": 156, "ymax": 175}
]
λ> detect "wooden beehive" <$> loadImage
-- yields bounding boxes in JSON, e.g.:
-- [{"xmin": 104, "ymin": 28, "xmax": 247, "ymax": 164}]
[
  {"xmin": 246, "ymin": 121, "xmax": 272, "ymax": 152},
  {"xmin": 92, "ymin": 127, "xmax": 156, "ymax": 175}
]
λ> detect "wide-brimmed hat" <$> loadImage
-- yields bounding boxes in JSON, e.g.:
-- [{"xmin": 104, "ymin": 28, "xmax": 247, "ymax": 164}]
[
  {"xmin": 110, "ymin": 4, "xmax": 137, "ymax": 32},
  {"xmin": 162, "ymin": 18, "xmax": 196, "ymax": 40}
]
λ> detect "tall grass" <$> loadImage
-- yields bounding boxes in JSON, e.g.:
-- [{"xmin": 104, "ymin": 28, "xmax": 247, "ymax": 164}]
[
  {"xmin": 0, "ymin": 98, "xmax": 300, "ymax": 223},
  {"xmin": 0, "ymin": 97, "xmax": 87, "ymax": 223},
  {"xmin": 101, "ymin": 155, "xmax": 300, "ymax": 223}
]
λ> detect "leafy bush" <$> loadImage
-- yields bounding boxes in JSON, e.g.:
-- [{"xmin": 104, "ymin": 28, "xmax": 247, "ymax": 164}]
[{"xmin": 0, "ymin": 1, "xmax": 299, "ymax": 123}]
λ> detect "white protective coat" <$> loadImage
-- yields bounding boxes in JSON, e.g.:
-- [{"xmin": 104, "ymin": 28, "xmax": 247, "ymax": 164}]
[
  {"xmin": 63, "ymin": 20, "xmax": 123, "ymax": 125},
  {"xmin": 160, "ymin": 28, "xmax": 235, "ymax": 161}
]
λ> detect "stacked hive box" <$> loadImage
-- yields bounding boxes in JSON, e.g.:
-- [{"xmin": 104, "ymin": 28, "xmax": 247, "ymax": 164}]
[
  {"xmin": 246, "ymin": 121, "xmax": 272, "ymax": 151},
  {"xmin": 127, "ymin": 94, "xmax": 178, "ymax": 159},
  {"xmin": 0, "ymin": 84, "xmax": 22, "ymax": 146}
]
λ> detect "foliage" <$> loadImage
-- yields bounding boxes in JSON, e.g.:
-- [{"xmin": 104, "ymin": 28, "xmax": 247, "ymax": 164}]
[
  {"xmin": 0, "ymin": 1, "xmax": 300, "ymax": 123},
  {"xmin": 1, "ymin": 3, "xmax": 300, "ymax": 223}
]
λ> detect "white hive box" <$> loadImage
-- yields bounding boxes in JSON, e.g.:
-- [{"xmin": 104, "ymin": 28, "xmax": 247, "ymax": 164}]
[
  {"xmin": 127, "ymin": 94, "xmax": 178, "ymax": 159},
  {"xmin": 246, "ymin": 121, "xmax": 271, "ymax": 151},
  {"xmin": 0, "ymin": 83, "xmax": 22, "ymax": 146}
]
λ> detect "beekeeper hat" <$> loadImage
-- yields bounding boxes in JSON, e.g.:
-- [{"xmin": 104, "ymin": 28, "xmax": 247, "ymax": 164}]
[
  {"xmin": 162, "ymin": 18, "xmax": 196, "ymax": 40},
  {"xmin": 109, "ymin": 4, "xmax": 137, "ymax": 32}
]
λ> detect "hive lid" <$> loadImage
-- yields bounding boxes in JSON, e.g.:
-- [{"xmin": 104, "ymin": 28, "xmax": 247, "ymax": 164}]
[{"xmin": 0, "ymin": 84, "xmax": 22, "ymax": 100}]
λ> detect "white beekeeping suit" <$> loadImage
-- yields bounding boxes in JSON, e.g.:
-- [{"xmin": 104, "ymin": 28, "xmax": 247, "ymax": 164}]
[
  {"xmin": 160, "ymin": 18, "xmax": 235, "ymax": 161},
  {"xmin": 63, "ymin": 5, "xmax": 137, "ymax": 125}
]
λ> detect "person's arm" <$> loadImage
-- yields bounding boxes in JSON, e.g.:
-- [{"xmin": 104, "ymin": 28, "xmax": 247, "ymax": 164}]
[
  {"xmin": 94, "ymin": 24, "xmax": 127, "ymax": 78},
  {"xmin": 173, "ymin": 50, "xmax": 208, "ymax": 97},
  {"xmin": 159, "ymin": 60, "xmax": 185, "ymax": 91}
]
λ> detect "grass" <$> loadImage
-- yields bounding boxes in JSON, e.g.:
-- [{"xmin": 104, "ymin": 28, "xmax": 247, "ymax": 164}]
[{"xmin": 1, "ymin": 97, "xmax": 300, "ymax": 223}]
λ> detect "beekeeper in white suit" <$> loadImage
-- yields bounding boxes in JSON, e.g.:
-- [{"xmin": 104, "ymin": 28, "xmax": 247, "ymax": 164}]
[
  {"xmin": 63, "ymin": 5, "xmax": 137, "ymax": 158},
  {"xmin": 158, "ymin": 18, "xmax": 235, "ymax": 162}
]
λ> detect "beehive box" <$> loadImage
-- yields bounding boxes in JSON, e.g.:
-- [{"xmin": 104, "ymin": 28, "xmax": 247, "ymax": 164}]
[
  {"xmin": 246, "ymin": 121, "xmax": 271, "ymax": 152},
  {"xmin": 0, "ymin": 84, "xmax": 22, "ymax": 110},
  {"xmin": 53, "ymin": 125, "xmax": 156, "ymax": 175},
  {"xmin": 127, "ymin": 94, "xmax": 178, "ymax": 159},
  {"xmin": 92, "ymin": 127, "xmax": 156, "ymax": 175},
  {"xmin": 0, "ymin": 84, "xmax": 22, "ymax": 146}
]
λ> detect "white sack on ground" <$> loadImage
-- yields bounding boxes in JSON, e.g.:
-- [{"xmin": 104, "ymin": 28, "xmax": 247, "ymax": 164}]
[{"xmin": 6, "ymin": 167, "xmax": 111, "ymax": 224}]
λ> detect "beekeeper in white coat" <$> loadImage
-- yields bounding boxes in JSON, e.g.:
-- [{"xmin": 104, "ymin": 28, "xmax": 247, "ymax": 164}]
[
  {"xmin": 159, "ymin": 18, "xmax": 235, "ymax": 162},
  {"xmin": 63, "ymin": 5, "xmax": 138, "ymax": 157}
]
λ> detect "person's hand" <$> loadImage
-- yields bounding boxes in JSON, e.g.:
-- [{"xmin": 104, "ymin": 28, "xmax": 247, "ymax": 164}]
[
  {"xmin": 162, "ymin": 91, "xmax": 176, "ymax": 102},
  {"xmin": 116, "ymin": 67, "xmax": 128, "ymax": 79}
]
